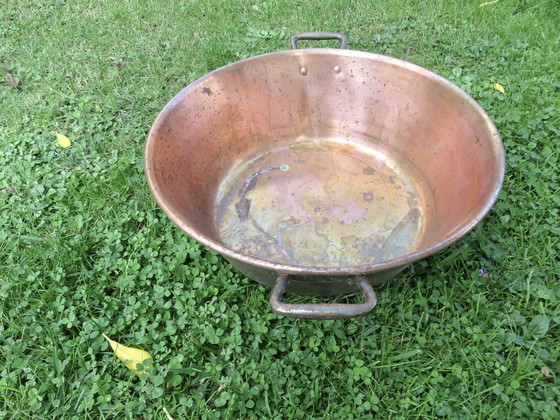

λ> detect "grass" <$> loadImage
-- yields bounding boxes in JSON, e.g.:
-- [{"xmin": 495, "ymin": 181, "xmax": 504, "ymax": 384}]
[{"xmin": 1, "ymin": 0, "xmax": 559, "ymax": 418}]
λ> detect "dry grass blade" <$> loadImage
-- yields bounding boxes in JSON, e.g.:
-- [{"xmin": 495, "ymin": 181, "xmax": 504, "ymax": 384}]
[{"xmin": 162, "ymin": 407, "xmax": 175, "ymax": 420}]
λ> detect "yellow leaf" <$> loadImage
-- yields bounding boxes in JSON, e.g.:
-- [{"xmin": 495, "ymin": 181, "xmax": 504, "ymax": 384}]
[
  {"xmin": 102, "ymin": 333, "xmax": 153, "ymax": 377},
  {"xmin": 493, "ymin": 83, "xmax": 505, "ymax": 94},
  {"xmin": 479, "ymin": 0, "xmax": 499, "ymax": 7},
  {"xmin": 56, "ymin": 133, "xmax": 72, "ymax": 148}
]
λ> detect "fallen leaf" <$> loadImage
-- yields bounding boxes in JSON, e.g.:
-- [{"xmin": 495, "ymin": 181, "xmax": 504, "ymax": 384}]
[
  {"xmin": 6, "ymin": 72, "xmax": 20, "ymax": 88},
  {"xmin": 4, "ymin": 186, "xmax": 18, "ymax": 194},
  {"xmin": 56, "ymin": 133, "xmax": 72, "ymax": 148},
  {"xmin": 479, "ymin": 0, "xmax": 499, "ymax": 7},
  {"xmin": 493, "ymin": 83, "xmax": 505, "ymax": 94},
  {"xmin": 540, "ymin": 366, "xmax": 552, "ymax": 378},
  {"xmin": 102, "ymin": 333, "xmax": 153, "ymax": 377}
]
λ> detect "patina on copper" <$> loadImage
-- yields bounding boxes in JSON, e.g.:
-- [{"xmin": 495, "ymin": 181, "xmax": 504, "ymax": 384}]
[{"xmin": 144, "ymin": 33, "xmax": 505, "ymax": 319}]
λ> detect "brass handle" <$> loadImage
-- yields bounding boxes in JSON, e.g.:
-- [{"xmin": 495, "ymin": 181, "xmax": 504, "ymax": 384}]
[
  {"xmin": 291, "ymin": 32, "xmax": 348, "ymax": 50},
  {"xmin": 269, "ymin": 274, "xmax": 377, "ymax": 319}
]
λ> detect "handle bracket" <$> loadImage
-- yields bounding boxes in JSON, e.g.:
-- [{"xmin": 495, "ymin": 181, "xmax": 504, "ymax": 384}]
[
  {"xmin": 291, "ymin": 32, "xmax": 348, "ymax": 50},
  {"xmin": 270, "ymin": 275, "xmax": 377, "ymax": 319}
]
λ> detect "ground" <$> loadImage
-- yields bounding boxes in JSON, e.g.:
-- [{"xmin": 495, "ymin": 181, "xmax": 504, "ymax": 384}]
[{"xmin": 0, "ymin": 1, "xmax": 559, "ymax": 418}]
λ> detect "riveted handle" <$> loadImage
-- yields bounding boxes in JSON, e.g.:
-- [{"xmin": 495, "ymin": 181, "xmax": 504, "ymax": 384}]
[
  {"xmin": 291, "ymin": 32, "xmax": 348, "ymax": 50},
  {"xmin": 270, "ymin": 274, "xmax": 377, "ymax": 319}
]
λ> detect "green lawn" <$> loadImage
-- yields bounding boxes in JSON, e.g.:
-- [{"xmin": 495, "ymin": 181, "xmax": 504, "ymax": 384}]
[{"xmin": 1, "ymin": 0, "xmax": 559, "ymax": 418}]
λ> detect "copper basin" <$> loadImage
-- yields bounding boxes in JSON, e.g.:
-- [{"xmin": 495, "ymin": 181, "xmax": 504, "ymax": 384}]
[{"xmin": 144, "ymin": 33, "xmax": 505, "ymax": 319}]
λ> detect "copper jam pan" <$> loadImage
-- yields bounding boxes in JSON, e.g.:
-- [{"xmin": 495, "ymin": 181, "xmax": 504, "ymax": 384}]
[{"xmin": 144, "ymin": 32, "xmax": 505, "ymax": 319}]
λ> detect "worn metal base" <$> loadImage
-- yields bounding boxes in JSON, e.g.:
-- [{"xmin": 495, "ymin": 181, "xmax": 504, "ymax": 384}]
[{"xmin": 215, "ymin": 137, "xmax": 430, "ymax": 269}]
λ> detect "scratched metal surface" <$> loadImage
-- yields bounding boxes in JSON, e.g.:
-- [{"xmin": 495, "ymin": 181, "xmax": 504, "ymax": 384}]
[{"xmin": 215, "ymin": 138, "xmax": 432, "ymax": 268}]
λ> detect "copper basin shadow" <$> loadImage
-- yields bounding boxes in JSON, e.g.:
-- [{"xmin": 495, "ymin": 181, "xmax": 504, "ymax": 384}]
[{"xmin": 144, "ymin": 32, "xmax": 505, "ymax": 319}]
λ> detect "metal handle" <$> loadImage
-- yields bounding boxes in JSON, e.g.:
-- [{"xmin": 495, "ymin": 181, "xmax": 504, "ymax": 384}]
[
  {"xmin": 291, "ymin": 32, "xmax": 348, "ymax": 50},
  {"xmin": 270, "ymin": 274, "xmax": 377, "ymax": 319}
]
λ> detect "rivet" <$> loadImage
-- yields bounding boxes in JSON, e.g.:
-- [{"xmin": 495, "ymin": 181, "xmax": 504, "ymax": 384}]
[
  {"xmin": 334, "ymin": 65, "xmax": 341, "ymax": 73},
  {"xmin": 300, "ymin": 67, "xmax": 308, "ymax": 76}
]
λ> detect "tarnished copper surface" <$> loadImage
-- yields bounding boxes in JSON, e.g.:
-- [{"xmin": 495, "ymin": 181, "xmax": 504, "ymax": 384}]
[
  {"xmin": 215, "ymin": 139, "xmax": 428, "ymax": 268},
  {"xmin": 144, "ymin": 41, "xmax": 505, "ymax": 308}
]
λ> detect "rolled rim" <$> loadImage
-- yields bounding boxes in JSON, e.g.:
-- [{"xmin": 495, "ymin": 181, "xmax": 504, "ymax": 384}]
[{"xmin": 145, "ymin": 48, "xmax": 505, "ymax": 276}]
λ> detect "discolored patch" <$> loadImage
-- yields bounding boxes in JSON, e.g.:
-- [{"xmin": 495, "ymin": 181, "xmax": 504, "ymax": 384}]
[
  {"xmin": 235, "ymin": 198, "xmax": 251, "ymax": 221},
  {"xmin": 363, "ymin": 192, "xmax": 374, "ymax": 201}
]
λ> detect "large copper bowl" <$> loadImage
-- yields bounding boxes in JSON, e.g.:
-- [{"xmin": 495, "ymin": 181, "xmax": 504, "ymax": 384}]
[{"xmin": 144, "ymin": 33, "xmax": 505, "ymax": 319}]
